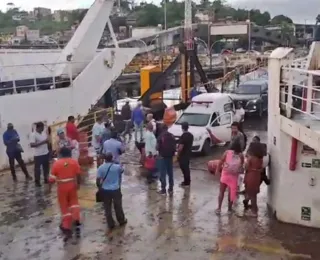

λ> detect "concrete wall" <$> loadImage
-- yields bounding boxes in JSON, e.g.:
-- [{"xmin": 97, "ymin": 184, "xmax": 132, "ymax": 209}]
[{"xmin": 269, "ymin": 130, "xmax": 320, "ymax": 227}]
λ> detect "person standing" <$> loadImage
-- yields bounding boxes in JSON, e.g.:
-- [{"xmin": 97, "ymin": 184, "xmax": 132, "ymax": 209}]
[
  {"xmin": 97, "ymin": 152, "xmax": 127, "ymax": 230},
  {"xmin": 230, "ymin": 122, "xmax": 246, "ymax": 152},
  {"xmin": 131, "ymin": 102, "xmax": 144, "ymax": 142},
  {"xmin": 243, "ymin": 142, "xmax": 264, "ymax": 217},
  {"xmin": 233, "ymin": 101, "xmax": 245, "ymax": 127},
  {"xmin": 144, "ymin": 122, "xmax": 157, "ymax": 183},
  {"xmin": 157, "ymin": 125, "xmax": 176, "ymax": 195},
  {"xmin": 91, "ymin": 116, "xmax": 104, "ymax": 160},
  {"xmin": 146, "ymin": 113, "xmax": 156, "ymax": 134},
  {"xmin": 49, "ymin": 147, "xmax": 81, "ymax": 241},
  {"xmin": 102, "ymin": 130, "xmax": 125, "ymax": 164},
  {"xmin": 66, "ymin": 116, "xmax": 79, "ymax": 141},
  {"xmin": 215, "ymin": 141, "xmax": 244, "ymax": 214},
  {"xmin": 30, "ymin": 122, "xmax": 50, "ymax": 187},
  {"xmin": 121, "ymin": 100, "xmax": 132, "ymax": 140},
  {"xmin": 55, "ymin": 128, "xmax": 73, "ymax": 156},
  {"xmin": 3, "ymin": 123, "xmax": 32, "ymax": 182},
  {"xmin": 177, "ymin": 122, "xmax": 193, "ymax": 187}
]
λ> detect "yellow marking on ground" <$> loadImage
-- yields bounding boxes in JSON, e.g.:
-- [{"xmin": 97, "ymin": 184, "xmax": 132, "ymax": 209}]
[{"xmin": 216, "ymin": 236, "xmax": 311, "ymax": 259}]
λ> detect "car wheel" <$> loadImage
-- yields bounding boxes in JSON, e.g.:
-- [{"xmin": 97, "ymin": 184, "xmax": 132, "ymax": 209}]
[{"xmin": 201, "ymin": 139, "xmax": 211, "ymax": 155}]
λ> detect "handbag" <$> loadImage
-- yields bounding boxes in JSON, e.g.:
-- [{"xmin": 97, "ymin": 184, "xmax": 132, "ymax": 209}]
[
  {"xmin": 144, "ymin": 155, "xmax": 156, "ymax": 170},
  {"xmin": 95, "ymin": 163, "xmax": 113, "ymax": 203},
  {"xmin": 16, "ymin": 143, "xmax": 24, "ymax": 153}
]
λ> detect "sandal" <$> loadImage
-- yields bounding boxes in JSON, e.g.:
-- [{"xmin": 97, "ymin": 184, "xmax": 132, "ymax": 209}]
[{"xmin": 215, "ymin": 209, "xmax": 221, "ymax": 215}]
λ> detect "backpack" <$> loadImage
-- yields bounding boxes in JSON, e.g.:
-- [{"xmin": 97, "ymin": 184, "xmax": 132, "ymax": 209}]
[
  {"xmin": 159, "ymin": 132, "xmax": 176, "ymax": 157},
  {"xmin": 224, "ymin": 151, "xmax": 242, "ymax": 175}
]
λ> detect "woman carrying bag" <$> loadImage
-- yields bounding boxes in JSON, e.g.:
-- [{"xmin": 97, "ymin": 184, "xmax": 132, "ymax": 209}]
[{"xmin": 96, "ymin": 152, "xmax": 127, "ymax": 230}]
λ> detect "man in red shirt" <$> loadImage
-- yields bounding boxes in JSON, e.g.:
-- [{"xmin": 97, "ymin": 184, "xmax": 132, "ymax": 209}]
[{"xmin": 66, "ymin": 116, "xmax": 79, "ymax": 141}]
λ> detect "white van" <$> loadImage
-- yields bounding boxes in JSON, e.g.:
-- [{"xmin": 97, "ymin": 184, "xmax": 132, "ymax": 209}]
[{"xmin": 168, "ymin": 93, "xmax": 235, "ymax": 155}]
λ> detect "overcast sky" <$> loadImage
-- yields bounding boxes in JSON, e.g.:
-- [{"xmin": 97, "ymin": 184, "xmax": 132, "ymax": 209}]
[{"xmin": 0, "ymin": 0, "xmax": 319, "ymax": 24}]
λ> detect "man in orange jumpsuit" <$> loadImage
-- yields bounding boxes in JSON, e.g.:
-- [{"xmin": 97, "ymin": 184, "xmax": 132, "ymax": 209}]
[{"xmin": 49, "ymin": 147, "xmax": 81, "ymax": 240}]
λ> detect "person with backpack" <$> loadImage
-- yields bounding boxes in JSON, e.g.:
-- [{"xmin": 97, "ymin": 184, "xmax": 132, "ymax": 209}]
[
  {"xmin": 157, "ymin": 124, "xmax": 176, "ymax": 195},
  {"xmin": 215, "ymin": 140, "xmax": 244, "ymax": 214}
]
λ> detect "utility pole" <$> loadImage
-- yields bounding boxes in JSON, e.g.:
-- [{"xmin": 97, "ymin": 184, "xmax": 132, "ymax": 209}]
[
  {"xmin": 247, "ymin": 10, "xmax": 251, "ymax": 51},
  {"xmin": 208, "ymin": 8, "xmax": 215, "ymax": 71}
]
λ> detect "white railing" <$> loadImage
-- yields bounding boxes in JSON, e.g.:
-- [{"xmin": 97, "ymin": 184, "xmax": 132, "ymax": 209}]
[
  {"xmin": 0, "ymin": 45, "xmax": 163, "ymax": 95},
  {"xmin": 0, "ymin": 60, "xmax": 89, "ymax": 95},
  {"xmin": 280, "ymin": 66, "xmax": 320, "ymax": 123}
]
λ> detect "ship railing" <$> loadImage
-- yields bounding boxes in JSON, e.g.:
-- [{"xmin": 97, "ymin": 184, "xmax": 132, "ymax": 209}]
[
  {"xmin": 0, "ymin": 60, "xmax": 90, "ymax": 95},
  {"xmin": 198, "ymin": 60, "xmax": 268, "ymax": 92},
  {"xmin": 49, "ymin": 107, "xmax": 113, "ymax": 152},
  {"xmin": 279, "ymin": 67, "xmax": 320, "ymax": 122}
]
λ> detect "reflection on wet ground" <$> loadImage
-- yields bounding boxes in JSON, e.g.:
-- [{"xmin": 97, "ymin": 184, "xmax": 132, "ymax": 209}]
[{"xmin": 0, "ymin": 116, "xmax": 319, "ymax": 259}]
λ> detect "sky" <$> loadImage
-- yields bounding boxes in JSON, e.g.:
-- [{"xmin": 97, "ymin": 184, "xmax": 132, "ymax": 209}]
[{"xmin": 0, "ymin": 0, "xmax": 319, "ymax": 24}]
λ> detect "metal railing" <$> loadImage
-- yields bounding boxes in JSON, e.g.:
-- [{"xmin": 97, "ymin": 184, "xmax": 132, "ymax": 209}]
[
  {"xmin": 0, "ymin": 60, "xmax": 90, "ymax": 95},
  {"xmin": 50, "ymin": 107, "xmax": 113, "ymax": 151},
  {"xmin": 279, "ymin": 66, "xmax": 320, "ymax": 122},
  {"xmin": 0, "ymin": 50, "xmax": 265, "ymax": 96},
  {"xmin": 197, "ymin": 59, "xmax": 268, "ymax": 92}
]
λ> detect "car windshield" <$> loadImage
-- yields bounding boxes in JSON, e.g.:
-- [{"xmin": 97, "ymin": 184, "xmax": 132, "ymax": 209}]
[
  {"xmin": 235, "ymin": 84, "xmax": 262, "ymax": 94},
  {"xmin": 176, "ymin": 113, "xmax": 210, "ymax": 127}
]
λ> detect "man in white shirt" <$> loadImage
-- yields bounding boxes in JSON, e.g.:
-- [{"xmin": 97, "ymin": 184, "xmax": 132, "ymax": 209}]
[
  {"xmin": 91, "ymin": 117, "xmax": 104, "ymax": 154},
  {"xmin": 233, "ymin": 101, "xmax": 245, "ymax": 124},
  {"xmin": 30, "ymin": 122, "xmax": 50, "ymax": 187},
  {"xmin": 146, "ymin": 113, "xmax": 156, "ymax": 134}
]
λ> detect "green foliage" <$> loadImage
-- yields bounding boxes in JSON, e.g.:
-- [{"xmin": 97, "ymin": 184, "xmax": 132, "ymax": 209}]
[
  {"xmin": 1, "ymin": 0, "xmax": 316, "ymax": 37},
  {"xmin": 271, "ymin": 15, "xmax": 293, "ymax": 25}
]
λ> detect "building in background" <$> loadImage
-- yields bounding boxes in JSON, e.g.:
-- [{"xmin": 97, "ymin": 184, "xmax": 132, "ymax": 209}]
[
  {"xmin": 53, "ymin": 10, "xmax": 69, "ymax": 22},
  {"xmin": 15, "ymin": 26, "xmax": 40, "ymax": 42},
  {"xmin": 26, "ymin": 30, "xmax": 40, "ymax": 41},
  {"xmin": 16, "ymin": 26, "xmax": 29, "ymax": 37},
  {"xmin": 34, "ymin": 7, "xmax": 51, "ymax": 18}
]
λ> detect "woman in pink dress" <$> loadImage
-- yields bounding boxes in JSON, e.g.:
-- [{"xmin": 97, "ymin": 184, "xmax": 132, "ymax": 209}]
[{"xmin": 215, "ymin": 141, "xmax": 244, "ymax": 214}]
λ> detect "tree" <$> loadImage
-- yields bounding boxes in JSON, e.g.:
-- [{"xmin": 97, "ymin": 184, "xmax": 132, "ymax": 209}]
[
  {"xmin": 135, "ymin": 3, "xmax": 162, "ymax": 27},
  {"xmin": 271, "ymin": 15, "xmax": 293, "ymax": 25}
]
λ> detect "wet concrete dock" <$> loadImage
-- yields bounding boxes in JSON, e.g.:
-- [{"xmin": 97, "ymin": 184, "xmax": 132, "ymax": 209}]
[{"xmin": 0, "ymin": 117, "xmax": 319, "ymax": 260}]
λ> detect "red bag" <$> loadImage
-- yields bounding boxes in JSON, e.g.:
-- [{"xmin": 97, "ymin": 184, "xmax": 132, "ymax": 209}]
[
  {"xmin": 144, "ymin": 156, "xmax": 156, "ymax": 170},
  {"xmin": 207, "ymin": 160, "xmax": 220, "ymax": 174}
]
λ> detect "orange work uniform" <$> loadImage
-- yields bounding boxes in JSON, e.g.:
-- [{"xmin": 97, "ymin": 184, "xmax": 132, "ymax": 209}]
[{"xmin": 50, "ymin": 158, "xmax": 81, "ymax": 231}]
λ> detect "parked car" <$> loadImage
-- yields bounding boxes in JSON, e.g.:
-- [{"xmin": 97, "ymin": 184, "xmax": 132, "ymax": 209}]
[
  {"xmin": 168, "ymin": 93, "xmax": 242, "ymax": 155},
  {"xmin": 228, "ymin": 78, "xmax": 268, "ymax": 117}
]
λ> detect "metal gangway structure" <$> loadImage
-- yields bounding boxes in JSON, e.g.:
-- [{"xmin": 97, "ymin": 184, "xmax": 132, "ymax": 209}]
[
  {"xmin": 268, "ymin": 41, "xmax": 320, "ymax": 228},
  {"xmin": 0, "ymin": 0, "xmax": 140, "ymax": 169}
]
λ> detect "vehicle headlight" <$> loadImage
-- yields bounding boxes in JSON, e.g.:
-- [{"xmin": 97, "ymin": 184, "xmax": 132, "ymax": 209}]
[{"xmin": 247, "ymin": 99, "xmax": 260, "ymax": 106}]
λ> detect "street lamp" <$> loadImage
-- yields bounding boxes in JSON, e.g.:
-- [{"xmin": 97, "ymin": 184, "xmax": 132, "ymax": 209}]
[
  {"xmin": 194, "ymin": 37, "xmax": 208, "ymax": 53},
  {"xmin": 246, "ymin": 19, "xmax": 251, "ymax": 51}
]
